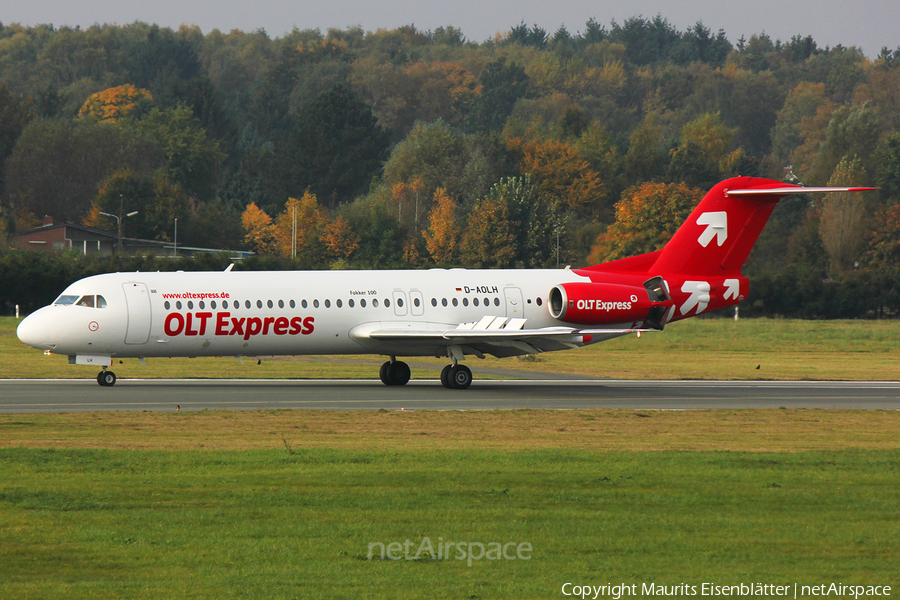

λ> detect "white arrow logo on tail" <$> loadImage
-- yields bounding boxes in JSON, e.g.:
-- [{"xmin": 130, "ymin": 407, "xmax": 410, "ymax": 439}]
[
  {"xmin": 723, "ymin": 279, "xmax": 740, "ymax": 301},
  {"xmin": 696, "ymin": 211, "xmax": 728, "ymax": 247},
  {"xmin": 680, "ymin": 281, "xmax": 711, "ymax": 315}
]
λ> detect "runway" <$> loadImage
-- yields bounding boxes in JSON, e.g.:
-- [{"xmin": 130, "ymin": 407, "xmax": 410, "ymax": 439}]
[{"xmin": 1, "ymin": 379, "xmax": 898, "ymax": 412}]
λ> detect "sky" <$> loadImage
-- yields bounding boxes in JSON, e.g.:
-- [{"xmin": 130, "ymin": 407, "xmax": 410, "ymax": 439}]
[{"xmin": 4, "ymin": 0, "xmax": 898, "ymax": 56}]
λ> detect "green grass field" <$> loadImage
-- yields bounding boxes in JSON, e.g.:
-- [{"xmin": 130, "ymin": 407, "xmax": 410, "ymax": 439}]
[
  {"xmin": 3, "ymin": 316, "xmax": 900, "ymax": 381},
  {"xmin": 1, "ymin": 410, "xmax": 899, "ymax": 599},
  {"xmin": 2, "ymin": 317, "xmax": 899, "ymax": 598}
]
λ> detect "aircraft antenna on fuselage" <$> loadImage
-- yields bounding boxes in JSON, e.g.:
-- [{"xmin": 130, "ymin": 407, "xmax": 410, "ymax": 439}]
[{"xmin": 225, "ymin": 263, "xmax": 235, "ymax": 272}]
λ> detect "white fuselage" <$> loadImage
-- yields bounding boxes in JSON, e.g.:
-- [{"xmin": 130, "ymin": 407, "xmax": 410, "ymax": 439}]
[{"xmin": 17, "ymin": 268, "xmax": 597, "ymax": 359}]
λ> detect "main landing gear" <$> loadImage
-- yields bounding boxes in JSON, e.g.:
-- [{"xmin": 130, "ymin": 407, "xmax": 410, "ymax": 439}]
[
  {"xmin": 377, "ymin": 357, "xmax": 473, "ymax": 389},
  {"xmin": 440, "ymin": 364, "xmax": 472, "ymax": 390},
  {"xmin": 96, "ymin": 367, "xmax": 117, "ymax": 387},
  {"xmin": 379, "ymin": 358, "xmax": 411, "ymax": 386}
]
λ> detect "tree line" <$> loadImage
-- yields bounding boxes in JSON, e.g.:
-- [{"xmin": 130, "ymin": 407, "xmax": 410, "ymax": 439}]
[{"xmin": 0, "ymin": 18, "xmax": 899, "ymax": 317}]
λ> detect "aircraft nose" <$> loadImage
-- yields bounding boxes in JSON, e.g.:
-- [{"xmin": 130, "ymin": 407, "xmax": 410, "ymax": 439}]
[{"xmin": 17, "ymin": 309, "xmax": 52, "ymax": 350}]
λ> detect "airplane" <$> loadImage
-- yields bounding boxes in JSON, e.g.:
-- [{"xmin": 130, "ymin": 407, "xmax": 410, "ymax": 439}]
[{"xmin": 16, "ymin": 177, "xmax": 875, "ymax": 388}]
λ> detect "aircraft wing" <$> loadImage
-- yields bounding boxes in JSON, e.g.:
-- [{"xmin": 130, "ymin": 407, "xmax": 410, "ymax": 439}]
[{"xmin": 350, "ymin": 316, "xmax": 647, "ymax": 358}]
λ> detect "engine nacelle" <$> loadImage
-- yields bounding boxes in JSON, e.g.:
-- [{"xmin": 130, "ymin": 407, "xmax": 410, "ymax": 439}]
[{"xmin": 549, "ymin": 282, "xmax": 665, "ymax": 327}]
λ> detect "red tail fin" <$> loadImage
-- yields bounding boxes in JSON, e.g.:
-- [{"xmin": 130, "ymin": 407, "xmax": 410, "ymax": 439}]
[
  {"xmin": 579, "ymin": 177, "xmax": 876, "ymax": 326},
  {"xmin": 651, "ymin": 177, "xmax": 785, "ymax": 277},
  {"xmin": 649, "ymin": 177, "xmax": 876, "ymax": 322}
]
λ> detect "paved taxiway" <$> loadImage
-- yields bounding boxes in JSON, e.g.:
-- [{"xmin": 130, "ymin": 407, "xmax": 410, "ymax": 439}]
[{"xmin": 1, "ymin": 379, "xmax": 898, "ymax": 412}]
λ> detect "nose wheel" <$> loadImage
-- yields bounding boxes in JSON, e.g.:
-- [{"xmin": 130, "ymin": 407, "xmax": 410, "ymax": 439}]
[{"xmin": 97, "ymin": 369, "xmax": 117, "ymax": 387}]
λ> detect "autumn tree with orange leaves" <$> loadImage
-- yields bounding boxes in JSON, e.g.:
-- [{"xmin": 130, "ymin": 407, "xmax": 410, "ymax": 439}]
[
  {"xmin": 390, "ymin": 177, "xmax": 425, "ymax": 228},
  {"xmin": 241, "ymin": 202, "xmax": 277, "ymax": 255},
  {"xmin": 321, "ymin": 215, "xmax": 360, "ymax": 260},
  {"xmin": 515, "ymin": 138, "xmax": 606, "ymax": 216},
  {"xmin": 587, "ymin": 182, "xmax": 704, "ymax": 264},
  {"xmin": 423, "ymin": 188, "xmax": 459, "ymax": 264},
  {"xmin": 273, "ymin": 193, "xmax": 328, "ymax": 261},
  {"xmin": 79, "ymin": 85, "xmax": 153, "ymax": 124}
]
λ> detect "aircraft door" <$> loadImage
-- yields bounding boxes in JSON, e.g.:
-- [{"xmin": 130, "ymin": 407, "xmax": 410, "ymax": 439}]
[
  {"xmin": 503, "ymin": 287, "xmax": 525, "ymax": 319},
  {"xmin": 409, "ymin": 290, "xmax": 424, "ymax": 316},
  {"xmin": 392, "ymin": 290, "xmax": 408, "ymax": 317},
  {"xmin": 122, "ymin": 282, "xmax": 152, "ymax": 344}
]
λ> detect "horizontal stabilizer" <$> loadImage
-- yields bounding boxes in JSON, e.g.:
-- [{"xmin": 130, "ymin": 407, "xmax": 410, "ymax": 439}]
[{"xmin": 727, "ymin": 186, "xmax": 877, "ymax": 196}]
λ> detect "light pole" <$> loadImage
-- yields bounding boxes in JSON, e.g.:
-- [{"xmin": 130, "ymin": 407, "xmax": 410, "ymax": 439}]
[
  {"xmin": 99, "ymin": 196, "xmax": 138, "ymax": 255},
  {"xmin": 555, "ymin": 222, "xmax": 561, "ymax": 268}
]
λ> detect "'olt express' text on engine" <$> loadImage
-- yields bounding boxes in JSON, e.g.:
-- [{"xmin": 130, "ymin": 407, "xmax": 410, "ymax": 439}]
[{"xmin": 577, "ymin": 299, "xmax": 634, "ymax": 311}]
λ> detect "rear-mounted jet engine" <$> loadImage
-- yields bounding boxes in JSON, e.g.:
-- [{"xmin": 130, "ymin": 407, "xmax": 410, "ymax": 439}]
[{"xmin": 548, "ymin": 278, "xmax": 673, "ymax": 330}]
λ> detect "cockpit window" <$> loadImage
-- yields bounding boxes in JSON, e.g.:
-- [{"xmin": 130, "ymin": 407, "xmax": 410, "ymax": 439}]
[
  {"xmin": 71, "ymin": 295, "xmax": 107, "ymax": 308},
  {"xmin": 54, "ymin": 295, "xmax": 79, "ymax": 305}
]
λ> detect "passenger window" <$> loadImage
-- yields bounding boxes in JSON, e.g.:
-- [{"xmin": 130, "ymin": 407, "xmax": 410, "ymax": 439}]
[
  {"xmin": 165, "ymin": 301, "xmax": 171, "ymax": 310},
  {"xmin": 278, "ymin": 300, "xmax": 284, "ymax": 309},
  {"xmin": 442, "ymin": 298, "xmax": 448, "ymax": 307},
  {"xmin": 361, "ymin": 299, "xmax": 367, "ymax": 308},
  {"xmin": 77, "ymin": 295, "xmax": 95, "ymax": 308},
  {"xmin": 211, "ymin": 301, "xmax": 217, "ymax": 309},
  {"xmin": 463, "ymin": 298, "xmax": 469, "ymax": 307},
  {"xmin": 473, "ymin": 298, "xmax": 479, "ymax": 307},
  {"xmin": 199, "ymin": 301, "xmax": 205, "ymax": 309},
  {"xmin": 336, "ymin": 299, "xmax": 342, "ymax": 308},
  {"xmin": 385, "ymin": 299, "xmax": 391, "ymax": 308},
  {"xmin": 176, "ymin": 301, "xmax": 183, "ymax": 310},
  {"xmin": 325, "ymin": 300, "xmax": 331, "ymax": 308},
  {"xmin": 267, "ymin": 300, "xmax": 274, "ymax": 309},
  {"xmin": 348, "ymin": 299, "xmax": 354, "ymax": 308}
]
